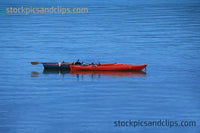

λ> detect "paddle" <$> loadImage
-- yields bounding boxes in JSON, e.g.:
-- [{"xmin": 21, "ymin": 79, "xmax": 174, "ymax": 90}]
[
  {"xmin": 31, "ymin": 62, "xmax": 43, "ymax": 65},
  {"xmin": 31, "ymin": 62, "xmax": 73, "ymax": 65}
]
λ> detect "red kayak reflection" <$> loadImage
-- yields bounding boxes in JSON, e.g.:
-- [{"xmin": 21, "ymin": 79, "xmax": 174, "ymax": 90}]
[{"xmin": 69, "ymin": 70, "xmax": 146, "ymax": 77}]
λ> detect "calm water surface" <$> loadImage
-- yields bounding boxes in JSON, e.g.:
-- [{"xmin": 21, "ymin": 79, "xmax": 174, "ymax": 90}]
[{"xmin": 0, "ymin": 0, "xmax": 200, "ymax": 133}]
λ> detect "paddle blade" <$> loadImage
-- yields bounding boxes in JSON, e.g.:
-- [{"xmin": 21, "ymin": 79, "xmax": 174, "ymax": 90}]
[
  {"xmin": 66, "ymin": 62, "xmax": 73, "ymax": 65},
  {"xmin": 31, "ymin": 62, "xmax": 41, "ymax": 65}
]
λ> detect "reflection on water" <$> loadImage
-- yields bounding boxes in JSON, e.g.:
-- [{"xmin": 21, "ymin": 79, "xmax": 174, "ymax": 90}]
[
  {"xmin": 69, "ymin": 70, "xmax": 146, "ymax": 77},
  {"xmin": 31, "ymin": 71, "xmax": 40, "ymax": 77},
  {"xmin": 31, "ymin": 70, "xmax": 147, "ymax": 79}
]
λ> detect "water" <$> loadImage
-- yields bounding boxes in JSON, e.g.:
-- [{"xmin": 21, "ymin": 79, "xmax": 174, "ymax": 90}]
[{"xmin": 0, "ymin": 0, "xmax": 200, "ymax": 132}]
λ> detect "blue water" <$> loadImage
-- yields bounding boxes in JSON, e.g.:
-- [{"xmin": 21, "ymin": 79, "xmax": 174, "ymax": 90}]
[{"xmin": 0, "ymin": 0, "xmax": 200, "ymax": 132}]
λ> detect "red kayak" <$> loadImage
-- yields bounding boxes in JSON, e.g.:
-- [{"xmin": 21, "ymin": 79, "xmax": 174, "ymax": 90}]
[{"xmin": 70, "ymin": 63, "xmax": 147, "ymax": 71}]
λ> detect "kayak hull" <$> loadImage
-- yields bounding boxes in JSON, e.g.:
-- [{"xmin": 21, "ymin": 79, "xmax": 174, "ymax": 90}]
[
  {"xmin": 70, "ymin": 64, "xmax": 147, "ymax": 71},
  {"xmin": 43, "ymin": 63, "xmax": 71, "ymax": 70}
]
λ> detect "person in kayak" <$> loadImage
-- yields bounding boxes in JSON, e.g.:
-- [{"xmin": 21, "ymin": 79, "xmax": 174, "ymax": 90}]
[{"xmin": 75, "ymin": 59, "xmax": 82, "ymax": 65}]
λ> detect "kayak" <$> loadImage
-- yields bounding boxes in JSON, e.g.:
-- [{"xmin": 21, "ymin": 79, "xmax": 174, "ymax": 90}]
[
  {"xmin": 70, "ymin": 63, "xmax": 147, "ymax": 71},
  {"xmin": 31, "ymin": 61, "xmax": 147, "ymax": 71},
  {"xmin": 43, "ymin": 62, "xmax": 72, "ymax": 70}
]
